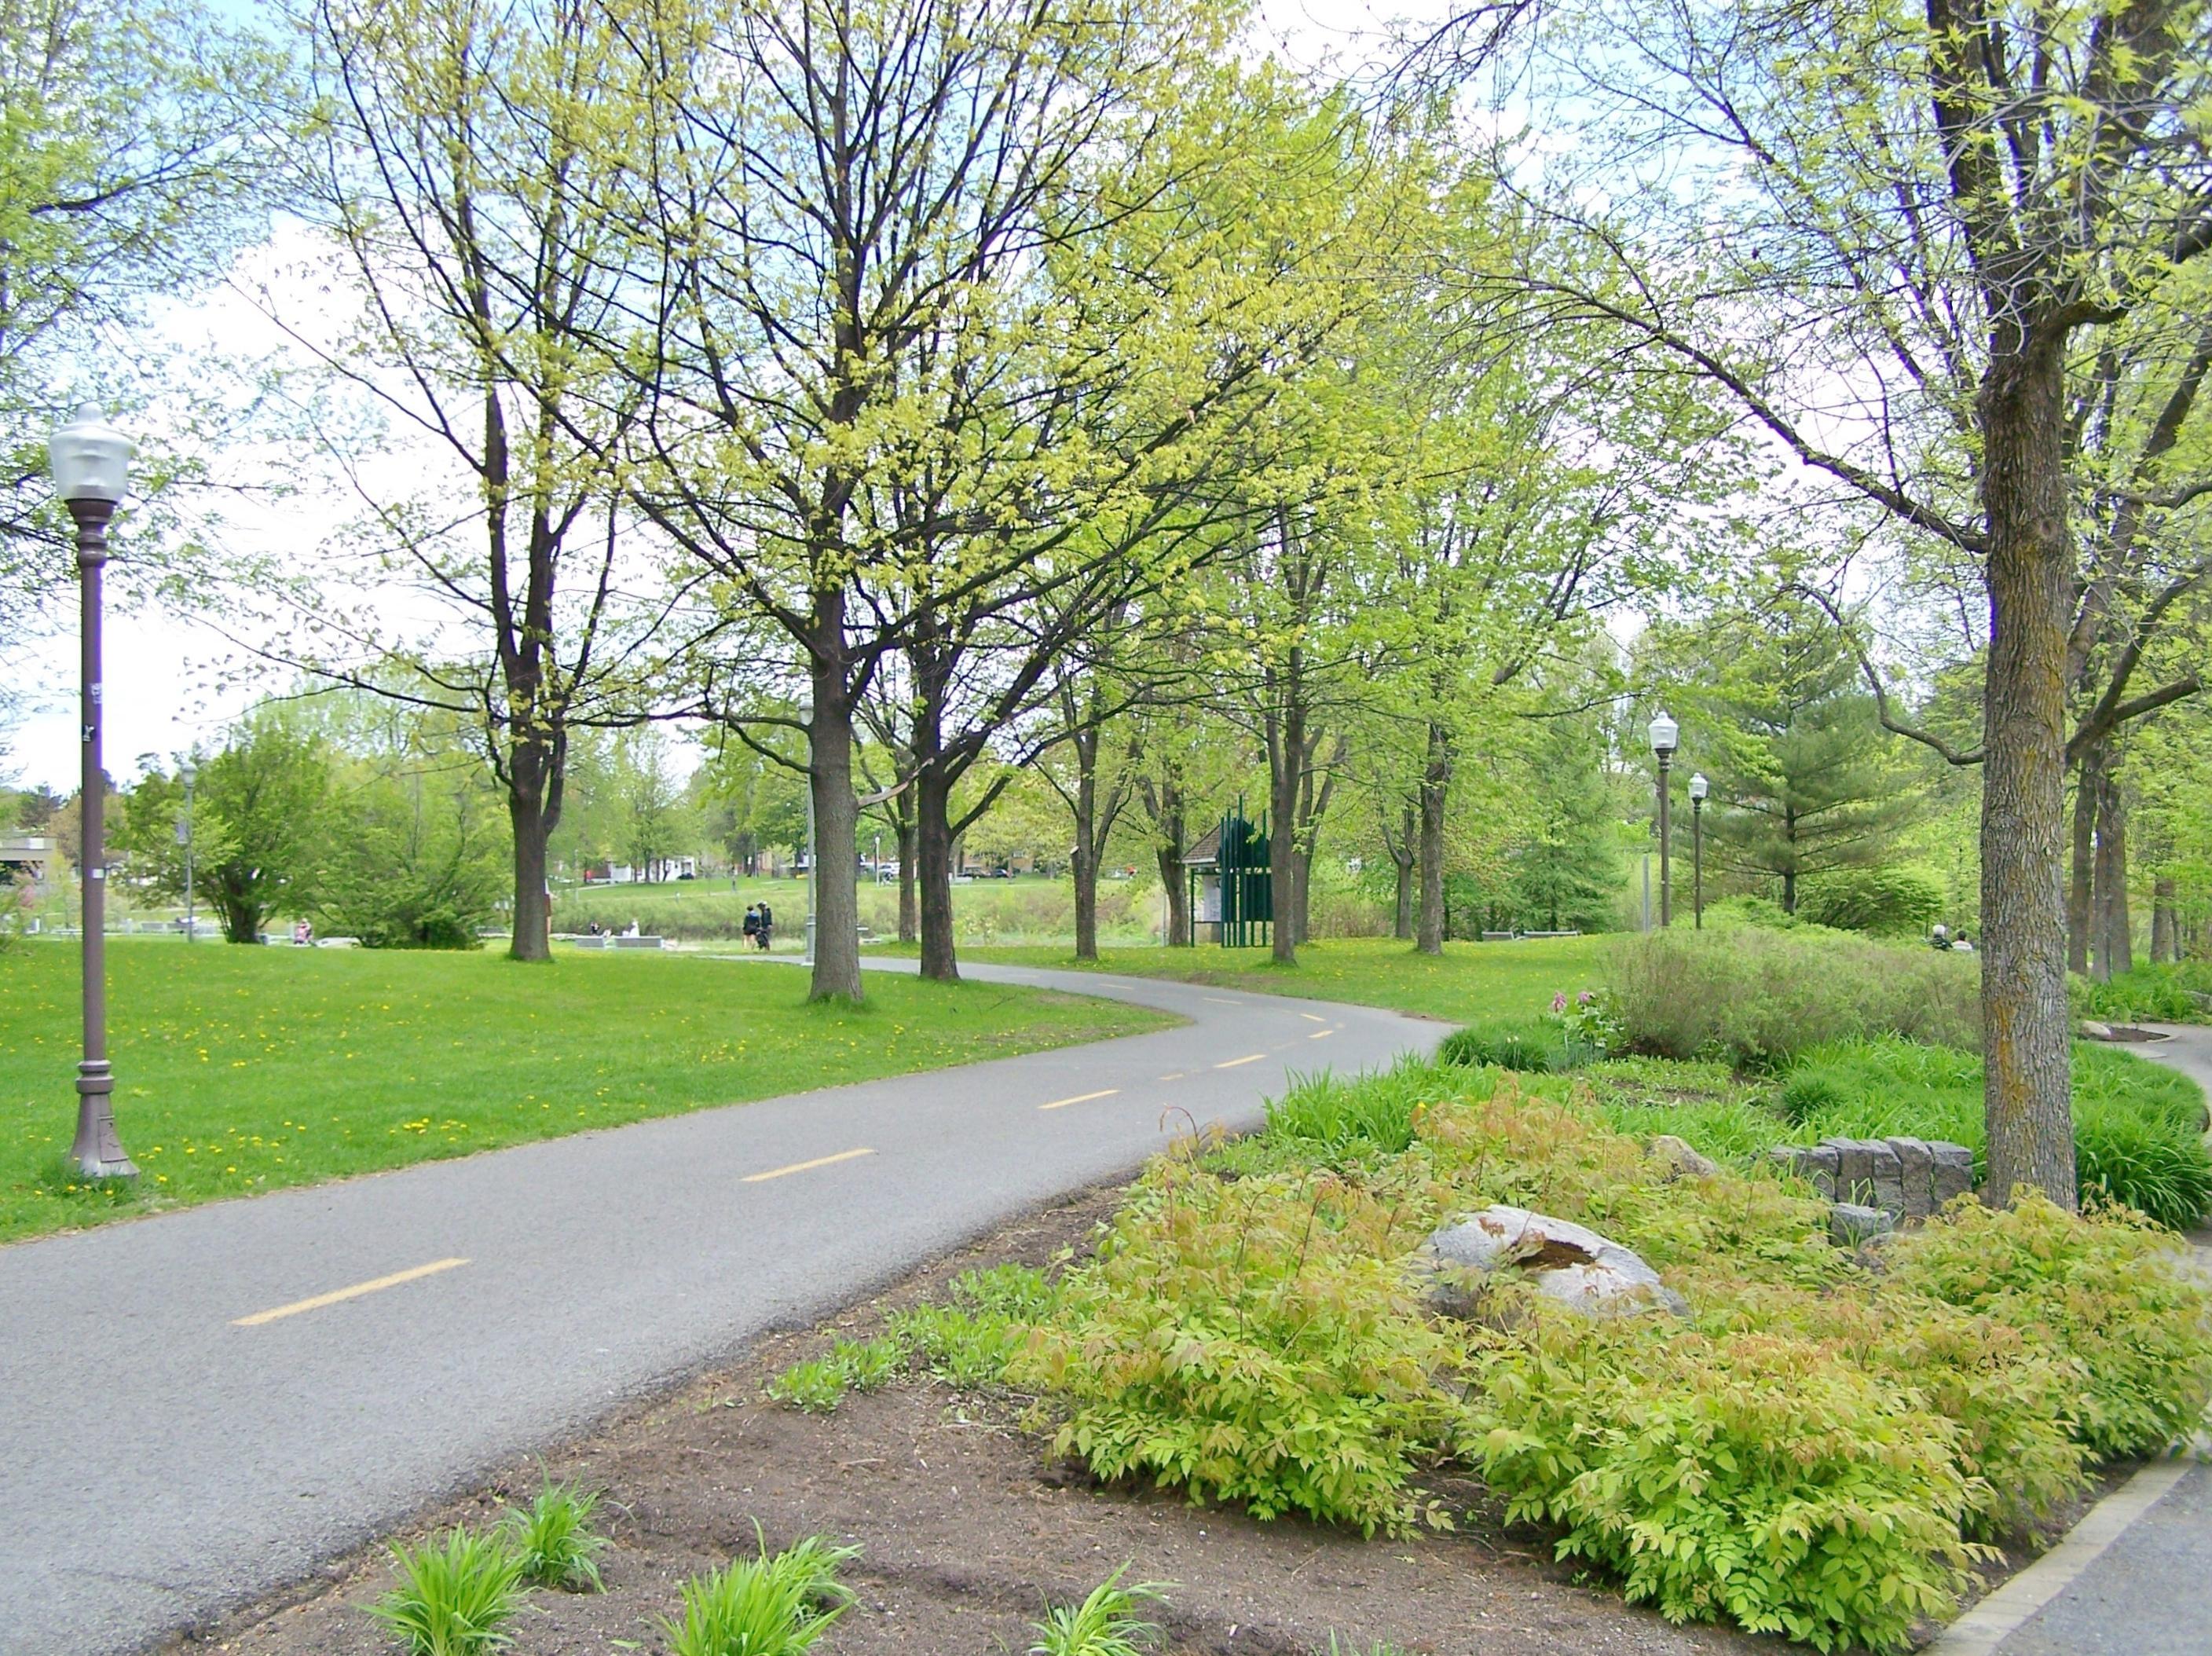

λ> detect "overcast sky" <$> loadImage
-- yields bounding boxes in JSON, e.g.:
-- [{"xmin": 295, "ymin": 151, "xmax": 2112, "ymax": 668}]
[{"xmin": 2, "ymin": 0, "xmax": 1440, "ymax": 793}]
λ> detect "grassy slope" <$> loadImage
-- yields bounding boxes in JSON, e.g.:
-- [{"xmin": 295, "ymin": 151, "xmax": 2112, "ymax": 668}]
[
  {"xmin": 0, "ymin": 940, "xmax": 1170, "ymax": 1244},
  {"xmin": 952, "ymin": 935, "xmax": 1608, "ymax": 1024}
]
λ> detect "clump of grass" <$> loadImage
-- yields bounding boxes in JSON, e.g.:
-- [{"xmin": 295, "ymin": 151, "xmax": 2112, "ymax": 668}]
[
  {"xmin": 661, "ymin": 1531, "xmax": 859, "ymax": 1656},
  {"xmin": 370, "ymin": 1525, "xmax": 526, "ymax": 1656},
  {"xmin": 500, "ymin": 1475, "xmax": 610, "ymax": 1592},
  {"xmin": 827, "ymin": 1334, "xmax": 902, "ymax": 1391},
  {"xmin": 1029, "ymin": 1564, "xmax": 1173, "ymax": 1656},
  {"xmin": 766, "ymin": 1357, "xmax": 848, "ymax": 1414},
  {"xmin": 1324, "ymin": 1640, "xmax": 1410, "ymax": 1656},
  {"xmin": 888, "ymin": 1302, "xmax": 1024, "ymax": 1388}
]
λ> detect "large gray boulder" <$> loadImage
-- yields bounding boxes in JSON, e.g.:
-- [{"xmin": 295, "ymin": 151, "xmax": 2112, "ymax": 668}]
[
  {"xmin": 1419, "ymin": 1207, "xmax": 1688, "ymax": 1320},
  {"xmin": 1646, "ymin": 1134, "xmax": 1719, "ymax": 1180}
]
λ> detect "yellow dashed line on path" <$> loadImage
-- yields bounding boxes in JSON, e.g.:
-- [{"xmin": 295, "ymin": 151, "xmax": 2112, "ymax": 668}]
[
  {"xmin": 1300, "ymin": 1013, "xmax": 1328, "ymax": 1024},
  {"xmin": 742, "ymin": 1147, "xmax": 875, "ymax": 1183},
  {"xmin": 1309, "ymin": 1028, "xmax": 1336, "ymax": 1040},
  {"xmin": 1215, "ymin": 1053, "xmax": 1265, "ymax": 1070},
  {"xmin": 1038, "ymin": 1089, "xmax": 1119, "ymax": 1112},
  {"xmin": 234, "ymin": 1258, "xmax": 468, "ymax": 1327}
]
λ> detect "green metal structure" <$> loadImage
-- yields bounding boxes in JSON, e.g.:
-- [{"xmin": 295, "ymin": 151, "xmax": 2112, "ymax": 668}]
[{"xmin": 1187, "ymin": 804, "xmax": 1273, "ymax": 948}]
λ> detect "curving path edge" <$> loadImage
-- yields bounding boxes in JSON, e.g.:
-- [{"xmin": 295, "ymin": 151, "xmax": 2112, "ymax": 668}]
[{"xmin": 0, "ymin": 958, "xmax": 1443, "ymax": 1656}]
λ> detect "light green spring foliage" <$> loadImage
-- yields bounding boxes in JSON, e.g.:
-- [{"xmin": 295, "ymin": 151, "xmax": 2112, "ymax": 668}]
[
  {"xmin": 370, "ymin": 1524, "xmax": 526, "ymax": 1656},
  {"xmin": 660, "ymin": 1533, "xmax": 860, "ymax": 1656},
  {"xmin": 500, "ymin": 1475, "xmax": 609, "ymax": 1592},
  {"xmin": 1010, "ymin": 1064, "xmax": 2212, "ymax": 1653},
  {"xmin": 1028, "ymin": 1564, "xmax": 1173, "ymax": 1656}
]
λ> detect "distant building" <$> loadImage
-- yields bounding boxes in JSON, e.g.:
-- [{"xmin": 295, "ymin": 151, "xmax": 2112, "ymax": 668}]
[{"xmin": 0, "ymin": 834, "xmax": 60, "ymax": 896}]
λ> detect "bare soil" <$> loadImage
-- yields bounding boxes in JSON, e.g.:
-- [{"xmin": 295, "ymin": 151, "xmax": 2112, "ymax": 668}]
[{"xmin": 176, "ymin": 1181, "xmax": 2108, "ymax": 1656}]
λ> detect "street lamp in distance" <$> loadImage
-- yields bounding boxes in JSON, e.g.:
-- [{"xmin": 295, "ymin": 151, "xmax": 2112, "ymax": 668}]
[
  {"xmin": 1688, "ymin": 771, "xmax": 1708, "ymax": 930},
  {"xmin": 49, "ymin": 404, "xmax": 137, "ymax": 1179},
  {"xmin": 1647, "ymin": 710, "xmax": 1679, "ymax": 929}
]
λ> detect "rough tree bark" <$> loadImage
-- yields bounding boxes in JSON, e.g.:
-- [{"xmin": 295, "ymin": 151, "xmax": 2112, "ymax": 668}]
[
  {"xmin": 805, "ymin": 615, "xmax": 864, "ymax": 1003},
  {"xmin": 1383, "ymin": 802, "xmax": 1415, "ymax": 940},
  {"xmin": 2152, "ymin": 875, "xmax": 2177, "ymax": 964},
  {"xmin": 1977, "ymin": 328, "xmax": 2077, "ymax": 1210},
  {"xmin": 1137, "ymin": 769, "xmax": 1189, "ymax": 947}
]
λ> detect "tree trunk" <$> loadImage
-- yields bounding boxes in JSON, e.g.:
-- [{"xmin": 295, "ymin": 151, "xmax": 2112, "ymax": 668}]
[
  {"xmin": 807, "ymin": 659, "xmax": 863, "ymax": 1004},
  {"xmin": 2152, "ymin": 875, "xmax": 2177, "ymax": 964},
  {"xmin": 1977, "ymin": 332, "xmax": 2076, "ymax": 1210},
  {"xmin": 915, "ymin": 766, "xmax": 958, "ymax": 983},
  {"xmin": 1387, "ymin": 803, "xmax": 1415, "ymax": 941},
  {"xmin": 2067, "ymin": 749, "xmax": 2099, "ymax": 973},
  {"xmin": 510, "ymin": 786, "xmax": 552, "ymax": 962},
  {"xmin": 1415, "ymin": 721, "xmax": 1451, "ymax": 955},
  {"xmin": 896, "ymin": 805, "xmax": 917, "ymax": 945},
  {"xmin": 1070, "ymin": 727, "xmax": 1101, "ymax": 962},
  {"xmin": 1267, "ymin": 709, "xmax": 1300, "ymax": 965},
  {"xmin": 2093, "ymin": 765, "xmax": 2132, "ymax": 980},
  {"xmin": 1149, "ymin": 771, "xmax": 1190, "ymax": 947}
]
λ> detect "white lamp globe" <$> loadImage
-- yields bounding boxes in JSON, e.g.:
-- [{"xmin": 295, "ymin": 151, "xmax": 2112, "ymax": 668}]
[
  {"xmin": 1647, "ymin": 709, "xmax": 1679, "ymax": 757},
  {"xmin": 1689, "ymin": 771, "xmax": 1708, "ymax": 801},
  {"xmin": 48, "ymin": 405, "xmax": 134, "ymax": 504}
]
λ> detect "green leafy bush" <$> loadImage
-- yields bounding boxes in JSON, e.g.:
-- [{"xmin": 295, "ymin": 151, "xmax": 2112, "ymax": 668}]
[
  {"xmin": 500, "ymin": 1475, "xmax": 609, "ymax": 1592},
  {"xmin": 1602, "ymin": 927, "xmax": 1979, "ymax": 1067},
  {"xmin": 1011, "ymin": 1162, "xmax": 1462, "ymax": 1537},
  {"xmin": 1028, "ymin": 1563, "xmax": 1172, "ymax": 1656},
  {"xmin": 371, "ymin": 1525, "xmax": 526, "ymax": 1656},
  {"xmin": 1463, "ymin": 1309, "xmax": 1976, "ymax": 1653},
  {"xmin": 1797, "ymin": 863, "xmax": 1946, "ymax": 936},
  {"xmin": 1888, "ymin": 1193, "xmax": 2212, "ymax": 1458},
  {"xmin": 828, "ymin": 1335, "xmax": 903, "ymax": 1391},
  {"xmin": 1013, "ymin": 1064, "xmax": 2212, "ymax": 1653},
  {"xmin": 1260, "ymin": 1065, "xmax": 1434, "ymax": 1158},
  {"xmin": 888, "ymin": 1302, "xmax": 1027, "ymax": 1389},
  {"xmin": 661, "ymin": 1533, "xmax": 859, "ymax": 1656}
]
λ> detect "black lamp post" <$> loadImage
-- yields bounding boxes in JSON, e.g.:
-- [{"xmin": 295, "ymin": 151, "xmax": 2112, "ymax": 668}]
[
  {"xmin": 1689, "ymin": 771, "xmax": 1708, "ymax": 930},
  {"xmin": 1648, "ymin": 710, "xmax": 1678, "ymax": 929},
  {"xmin": 50, "ymin": 404, "xmax": 137, "ymax": 1179}
]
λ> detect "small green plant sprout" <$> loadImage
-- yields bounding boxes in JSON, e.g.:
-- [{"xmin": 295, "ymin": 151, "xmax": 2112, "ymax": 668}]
[
  {"xmin": 766, "ymin": 1356, "xmax": 849, "ymax": 1414},
  {"xmin": 500, "ymin": 1473, "xmax": 610, "ymax": 1592},
  {"xmin": 828, "ymin": 1334, "xmax": 902, "ymax": 1391},
  {"xmin": 660, "ymin": 1529, "xmax": 860, "ymax": 1656},
  {"xmin": 369, "ymin": 1524, "xmax": 526, "ymax": 1656},
  {"xmin": 1028, "ymin": 1564, "xmax": 1174, "ymax": 1656},
  {"xmin": 1324, "ymin": 1638, "xmax": 1409, "ymax": 1656}
]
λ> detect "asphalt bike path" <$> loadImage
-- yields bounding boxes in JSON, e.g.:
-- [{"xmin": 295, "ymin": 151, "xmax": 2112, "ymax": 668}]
[
  {"xmin": 1930, "ymin": 1020, "xmax": 2212, "ymax": 1656},
  {"xmin": 0, "ymin": 958, "xmax": 1441, "ymax": 1656}
]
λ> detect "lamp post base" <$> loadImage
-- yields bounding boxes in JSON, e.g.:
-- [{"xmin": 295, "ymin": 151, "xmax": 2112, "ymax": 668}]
[{"xmin": 68, "ymin": 1064, "xmax": 137, "ymax": 1179}]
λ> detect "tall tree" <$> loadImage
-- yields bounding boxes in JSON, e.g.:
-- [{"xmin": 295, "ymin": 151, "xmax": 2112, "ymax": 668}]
[
  {"xmin": 1487, "ymin": 0, "xmax": 2212, "ymax": 1207},
  {"xmin": 276, "ymin": 0, "xmax": 688, "ymax": 960}
]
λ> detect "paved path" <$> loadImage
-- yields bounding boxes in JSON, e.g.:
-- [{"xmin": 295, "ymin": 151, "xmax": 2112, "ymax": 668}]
[
  {"xmin": 0, "ymin": 959, "xmax": 1440, "ymax": 1656},
  {"xmin": 1938, "ymin": 1022, "xmax": 2212, "ymax": 1656}
]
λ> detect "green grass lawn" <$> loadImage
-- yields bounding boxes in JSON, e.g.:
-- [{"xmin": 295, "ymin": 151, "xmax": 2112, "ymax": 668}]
[
  {"xmin": 947, "ymin": 934, "xmax": 1609, "ymax": 1024},
  {"xmin": 0, "ymin": 939, "xmax": 1171, "ymax": 1244},
  {"xmin": 555, "ymin": 872, "xmax": 1164, "ymax": 946}
]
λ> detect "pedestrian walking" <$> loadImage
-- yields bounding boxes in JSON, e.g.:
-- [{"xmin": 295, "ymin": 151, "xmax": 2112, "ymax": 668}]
[
  {"xmin": 756, "ymin": 899, "xmax": 774, "ymax": 951},
  {"xmin": 742, "ymin": 904, "xmax": 760, "ymax": 947}
]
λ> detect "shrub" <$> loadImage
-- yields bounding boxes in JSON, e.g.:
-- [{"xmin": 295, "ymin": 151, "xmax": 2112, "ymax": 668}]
[
  {"xmin": 888, "ymin": 1302, "xmax": 1027, "ymax": 1389},
  {"xmin": 1888, "ymin": 1193, "xmax": 2212, "ymax": 1459},
  {"xmin": 1463, "ymin": 1306, "xmax": 1978, "ymax": 1653},
  {"xmin": 371, "ymin": 1525, "xmax": 526, "ymax": 1656},
  {"xmin": 828, "ymin": 1335, "xmax": 903, "ymax": 1392},
  {"xmin": 1700, "ymin": 894, "xmax": 1800, "ymax": 930},
  {"xmin": 500, "ymin": 1475, "xmax": 609, "ymax": 1592},
  {"xmin": 1797, "ymin": 863, "xmax": 1946, "ymax": 936},
  {"xmin": 1261, "ymin": 1065, "xmax": 1433, "ymax": 1158},
  {"xmin": 1603, "ymin": 927, "xmax": 1979, "ymax": 1066},
  {"xmin": 661, "ymin": 1533, "xmax": 859, "ymax": 1656},
  {"xmin": 1010, "ymin": 1161, "xmax": 1462, "ymax": 1537},
  {"xmin": 1012, "ymin": 1064, "xmax": 2212, "ymax": 1652},
  {"xmin": 1028, "ymin": 1564, "xmax": 1172, "ymax": 1656}
]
